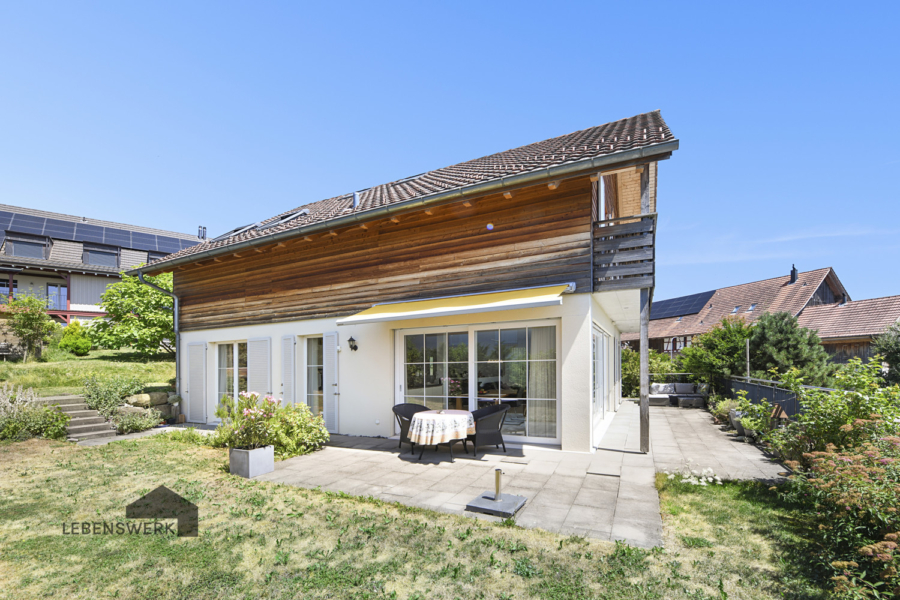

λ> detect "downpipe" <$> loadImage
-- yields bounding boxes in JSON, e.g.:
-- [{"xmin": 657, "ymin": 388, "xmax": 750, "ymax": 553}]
[{"xmin": 136, "ymin": 272, "xmax": 181, "ymax": 401}]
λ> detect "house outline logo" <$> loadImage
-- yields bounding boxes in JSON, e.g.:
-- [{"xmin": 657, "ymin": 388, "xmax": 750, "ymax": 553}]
[{"xmin": 125, "ymin": 485, "xmax": 198, "ymax": 537}]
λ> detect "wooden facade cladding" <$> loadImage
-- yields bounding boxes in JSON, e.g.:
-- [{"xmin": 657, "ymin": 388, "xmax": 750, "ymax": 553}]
[{"xmin": 174, "ymin": 177, "xmax": 596, "ymax": 331}]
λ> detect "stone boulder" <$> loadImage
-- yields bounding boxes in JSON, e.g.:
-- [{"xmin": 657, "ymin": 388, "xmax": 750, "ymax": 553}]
[{"xmin": 125, "ymin": 392, "xmax": 170, "ymax": 408}]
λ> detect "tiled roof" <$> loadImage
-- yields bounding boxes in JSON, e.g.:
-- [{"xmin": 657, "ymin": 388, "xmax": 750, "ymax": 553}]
[
  {"xmin": 622, "ymin": 268, "xmax": 836, "ymax": 341},
  {"xmin": 145, "ymin": 110, "xmax": 675, "ymax": 269},
  {"xmin": 797, "ymin": 295, "xmax": 900, "ymax": 340}
]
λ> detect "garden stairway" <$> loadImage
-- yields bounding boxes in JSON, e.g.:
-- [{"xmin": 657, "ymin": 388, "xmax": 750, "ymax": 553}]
[{"xmin": 34, "ymin": 395, "xmax": 116, "ymax": 442}]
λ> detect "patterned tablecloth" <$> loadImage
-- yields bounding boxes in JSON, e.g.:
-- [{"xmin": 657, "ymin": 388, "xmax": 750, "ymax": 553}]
[{"xmin": 408, "ymin": 410, "xmax": 475, "ymax": 445}]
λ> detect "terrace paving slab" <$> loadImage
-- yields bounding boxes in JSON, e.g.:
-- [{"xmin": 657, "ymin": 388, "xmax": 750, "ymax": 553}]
[{"xmin": 261, "ymin": 404, "xmax": 783, "ymax": 548}]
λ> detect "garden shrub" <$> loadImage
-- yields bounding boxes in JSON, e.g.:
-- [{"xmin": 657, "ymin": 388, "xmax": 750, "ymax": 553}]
[
  {"xmin": 113, "ymin": 408, "xmax": 161, "ymax": 434},
  {"xmin": 781, "ymin": 424, "xmax": 900, "ymax": 598},
  {"xmin": 269, "ymin": 403, "xmax": 330, "ymax": 458},
  {"xmin": 82, "ymin": 374, "xmax": 144, "ymax": 419},
  {"xmin": 58, "ymin": 321, "xmax": 92, "ymax": 356},
  {"xmin": 0, "ymin": 384, "xmax": 70, "ymax": 441},
  {"xmin": 213, "ymin": 392, "xmax": 329, "ymax": 458},
  {"xmin": 764, "ymin": 358, "xmax": 900, "ymax": 466},
  {"xmin": 874, "ymin": 322, "xmax": 900, "ymax": 386},
  {"xmin": 708, "ymin": 395, "xmax": 739, "ymax": 424}
]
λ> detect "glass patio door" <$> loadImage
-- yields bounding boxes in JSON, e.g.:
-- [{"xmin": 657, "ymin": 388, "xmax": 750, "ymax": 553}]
[
  {"xmin": 396, "ymin": 321, "xmax": 559, "ymax": 443},
  {"xmin": 402, "ymin": 331, "xmax": 469, "ymax": 411}
]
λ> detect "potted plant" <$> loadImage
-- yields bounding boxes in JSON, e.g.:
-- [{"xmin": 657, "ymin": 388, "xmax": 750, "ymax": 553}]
[{"xmin": 215, "ymin": 391, "xmax": 279, "ymax": 478}]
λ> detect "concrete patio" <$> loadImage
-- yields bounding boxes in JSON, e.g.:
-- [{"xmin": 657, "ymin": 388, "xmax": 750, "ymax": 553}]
[{"xmin": 256, "ymin": 402, "xmax": 785, "ymax": 548}]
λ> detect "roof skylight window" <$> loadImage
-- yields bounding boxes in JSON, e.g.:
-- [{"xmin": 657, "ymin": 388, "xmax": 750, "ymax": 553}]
[
  {"xmin": 747, "ymin": 303, "xmax": 757, "ymax": 312},
  {"xmin": 256, "ymin": 209, "xmax": 309, "ymax": 232},
  {"xmin": 731, "ymin": 306, "xmax": 741, "ymax": 314}
]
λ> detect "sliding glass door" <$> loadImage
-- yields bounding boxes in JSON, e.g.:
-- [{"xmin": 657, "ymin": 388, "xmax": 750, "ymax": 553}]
[{"xmin": 396, "ymin": 320, "xmax": 559, "ymax": 443}]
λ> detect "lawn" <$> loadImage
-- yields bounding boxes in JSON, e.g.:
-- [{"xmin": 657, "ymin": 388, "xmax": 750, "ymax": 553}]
[
  {"xmin": 0, "ymin": 436, "xmax": 828, "ymax": 600},
  {"xmin": 0, "ymin": 349, "xmax": 175, "ymax": 396}
]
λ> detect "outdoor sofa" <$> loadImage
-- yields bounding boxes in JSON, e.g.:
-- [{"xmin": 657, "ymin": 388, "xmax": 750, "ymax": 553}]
[{"xmin": 648, "ymin": 382, "xmax": 709, "ymax": 408}]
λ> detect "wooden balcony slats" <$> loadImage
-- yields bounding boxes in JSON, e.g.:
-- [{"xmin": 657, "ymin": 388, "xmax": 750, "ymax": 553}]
[{"xmin": 593, "ymin": 214, "xmax": 656, "ymax": 293}]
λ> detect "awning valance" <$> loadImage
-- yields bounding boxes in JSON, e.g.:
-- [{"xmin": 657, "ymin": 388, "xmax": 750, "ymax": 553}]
[{"xmin": 336, "ymin": 283, "xmax": 574, "ymax": 326}]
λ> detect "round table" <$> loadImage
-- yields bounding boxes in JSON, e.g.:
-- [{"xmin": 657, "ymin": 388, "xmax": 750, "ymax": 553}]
[{"xmin": 409, "ymin": 409, "xmax": 475, "ymax": 461}]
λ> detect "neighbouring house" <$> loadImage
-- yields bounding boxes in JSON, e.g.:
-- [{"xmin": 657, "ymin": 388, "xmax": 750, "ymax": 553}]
[
  {"xmin": 797, "ymin": 295, "xmax": 900, "ymax": 363},
  {"xmin": 0, "ymin": 204, "xmax": 202, "ymax": 331},
  {"xmin": 128, "ymin": 111, "xmax": 679, "ymax": 453},
  {"xmin": 624, "ymin": 265, "xmax": 900, "ymax": 364}
]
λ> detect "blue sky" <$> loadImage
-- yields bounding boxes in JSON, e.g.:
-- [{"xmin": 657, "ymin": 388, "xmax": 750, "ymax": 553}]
[{"xmin": 1, "ymin": 1, "xmax": 897, "ymax": 301}]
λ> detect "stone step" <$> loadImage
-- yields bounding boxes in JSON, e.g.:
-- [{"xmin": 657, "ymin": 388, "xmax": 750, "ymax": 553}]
[
  {"xmin": 69, "ymin": 415, "xmax": 107, "ymax": 426},
  {"xmin": 68, "ymin": 429, "xmax": 117, "ymax": 442},
  {"xmin": 55, "ymin": 403, "xmax": 89, "ymax": 412},
  {"xmin": 34, "ymin": 395, "xmax": 84, "ymax": 406},
  {"xmin": 64, "ymin": 409, "xmax": 101, "ymax": 419},
  {"xmin": 67, "ymin": 422, "xmax": 116, "ymax": 435}
]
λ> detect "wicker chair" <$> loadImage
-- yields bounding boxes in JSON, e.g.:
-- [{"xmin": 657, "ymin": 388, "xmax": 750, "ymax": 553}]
[
  {"xmin": 464, "ymin": 404, "xmax": 510, "ymax": 458},
  {"xmin": 392, "ymin": 403, "xmax": 430, "ymax": 453}
]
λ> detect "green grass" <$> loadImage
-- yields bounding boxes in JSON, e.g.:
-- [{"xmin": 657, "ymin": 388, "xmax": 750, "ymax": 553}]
[
  {"xmin": 656, "ymin": 473, "xmax": 828, "ymax": 599},
  {"xmin": 0, "ymin": 437, "xmax": 828, "ymax": 599},
  {"xmin": 0, "ymin": 349, "xmax": 175, "ymax": 396}
]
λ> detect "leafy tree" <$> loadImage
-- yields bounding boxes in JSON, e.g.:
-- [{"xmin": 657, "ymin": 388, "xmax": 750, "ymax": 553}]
[
  {"xmin": 748, "ymin": 312, "xmax": 834, "ymax": 386},
  {"xmin": 621, "ymin": 346, "xmax": 677, "ymax": 397},
  {"xmin": 90, "ymin": 271, "xmax": 174, "ymax": 357},
  {"xmin": 58, "ymin": 320, "xmax": 92, "ymax": 356},
  {"xmin": 873, "ymin": 322, "xmax": 900, "ymax": 385},
  {"xmin": 4, "ymin": 296, "xmax": 57, "ymax": 362},
  {"xmin": 677, "ymin": 316, "xmax": 753, "ymax": 389}
]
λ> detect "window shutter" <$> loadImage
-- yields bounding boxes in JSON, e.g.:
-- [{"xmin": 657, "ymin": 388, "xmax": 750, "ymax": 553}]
[
  {"xmin": 187, "ymin": 343, "xmax": 206, "ymax": 422},
  {"xmin": 323, "ymin": 332, "xmax": 339, "ymax": 433},
  {"xmin": 281, "ymin": 335, "xmax": 296, "ymax": 405},
  {"xmin": 248, "ymin": 338, "xmax": 272, "ymax": 396}
]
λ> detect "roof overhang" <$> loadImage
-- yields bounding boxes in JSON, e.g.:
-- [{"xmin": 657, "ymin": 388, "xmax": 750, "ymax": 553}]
[
  {"xmin": 128, "ymin": 140, "xmax": 679, "ymax": 277},
  {"xmin": 335, "ymin": 283, "xmax": 575, "ymax": 326}
]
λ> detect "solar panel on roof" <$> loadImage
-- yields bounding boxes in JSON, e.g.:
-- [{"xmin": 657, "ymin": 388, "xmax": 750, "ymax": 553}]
[
  {"xmin": 74, "ymin": 223, "xmax": 105, "ymax": 244},
  {"xmin": 131, "ymin": 232, "xmax": 157, "ymax": 251},
  {"xmin": 651, "ymin": 290, "xmax": 716, "ymax": 321},
  {"xmin": 43, "ymin": 219, "xmax": 76, "ymax": 240},
  {"xmin": 180, "ymin": 239, "xmax": 198, "ymax": 250},
  {"xmin": 8, "ymin": 214, "xmax": 46, "ymax": 236},
  {"xmin": 156, "ymin": 236, "xmax": 182, "ymax": 254},
  {"xmin": 103, "ymin": 228, "xmax": 132, "ymax": 247}
]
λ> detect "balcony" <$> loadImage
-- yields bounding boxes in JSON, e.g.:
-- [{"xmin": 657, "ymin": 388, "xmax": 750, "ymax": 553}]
[{"xmin": 592, "ymin": 213, "xmax": 656, "ymax": 293}]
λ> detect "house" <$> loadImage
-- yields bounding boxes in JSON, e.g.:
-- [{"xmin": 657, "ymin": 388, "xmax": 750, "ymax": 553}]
[
  {"xmin": 128, "ymin": 111, "xmax": 679, "ymax": 453},
  {"xmin": 624, "ymin": 265, "xmax": 900, "ymax": 365},
  {"xmin": 797, "ymin": 295, "xmax": 900, "ymax": 363},
  {"xmin": 0, "ymin": 204, "xmax": 202, "ymax": 326},
  {"xmin": 623, "ymin": 266, "xmax": 849, "ymax": 356}
]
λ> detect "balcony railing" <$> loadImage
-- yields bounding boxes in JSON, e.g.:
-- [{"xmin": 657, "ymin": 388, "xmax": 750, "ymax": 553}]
[{"xmin": 592, "ymin": 213, "xmax": 656, "ymax": 292}]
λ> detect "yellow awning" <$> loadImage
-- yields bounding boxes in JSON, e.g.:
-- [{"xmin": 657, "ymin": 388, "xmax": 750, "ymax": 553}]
[{"xmin": 336, "ymin": 283, "xmax": 573, "ymax": 326}]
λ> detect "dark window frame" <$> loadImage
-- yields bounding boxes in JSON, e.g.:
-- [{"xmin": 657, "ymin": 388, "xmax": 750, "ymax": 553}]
[
  {"xmin": 5, "ymin": 233, "xmax": 50, "ymax": 260},
  {"xmin": 82, "ymin": 243, "xmax": 120, "ymax": 268}
]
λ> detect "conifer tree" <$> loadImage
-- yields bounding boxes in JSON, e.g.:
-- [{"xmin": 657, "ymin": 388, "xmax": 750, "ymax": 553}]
[{"xmin": 748, "ymin": 312, "xmax": 834, "ymax": 386}]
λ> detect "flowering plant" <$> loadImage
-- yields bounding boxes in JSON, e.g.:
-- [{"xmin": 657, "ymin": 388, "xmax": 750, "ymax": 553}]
[
  {"xmin": 663, "ymin": 461, "xmax": 723, "ymax": 486},
  {"xmin": 780, "ymin": 421, "xmax": 900, "ymax": 597},
  {"xmin": 215, "ymin": 391, "xmax": 280, "ymax": 449}
]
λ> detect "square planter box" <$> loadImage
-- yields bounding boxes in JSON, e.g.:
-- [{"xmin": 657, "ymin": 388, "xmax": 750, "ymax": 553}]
[{"xmin": 229, "ymin": 445, "xmax": 275, "ymax": 478}]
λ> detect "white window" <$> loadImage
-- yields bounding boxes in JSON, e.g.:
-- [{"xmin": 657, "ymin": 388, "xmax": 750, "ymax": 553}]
[
  {"xmin": 395, "ymin": 320, "xmax": 560, "ymax": 442},
  {"xmin": 306, "ymin": 337, "xmax": 324, "ymax": 417},
  {"xmin": 217, "ymin": 342, "xmax": 248, "ymax": 401}
]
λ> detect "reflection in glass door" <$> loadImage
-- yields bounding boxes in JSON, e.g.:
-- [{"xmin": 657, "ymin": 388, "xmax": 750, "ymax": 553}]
[
  {"xmin": 307, "ymin": 337, "xmax": 324, "ymax": 417},
  {"xmin": 403, "ymin": 332, "xmax": 469, "ymax": 410},
  {"xmin": 475, "ymin": 326, "xmax": 557, "ymax": 439},
  {"xmin": 217, "ymin": 342, "xmax": 248, "ymax": 402}
]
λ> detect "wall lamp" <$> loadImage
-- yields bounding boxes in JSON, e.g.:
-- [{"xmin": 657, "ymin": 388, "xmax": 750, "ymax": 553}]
[{"xmin": 347, "ymin": 337, "xmax": 358, "ymax": 351}]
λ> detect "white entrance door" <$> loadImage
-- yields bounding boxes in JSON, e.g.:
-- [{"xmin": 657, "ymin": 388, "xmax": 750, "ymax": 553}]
[
  {"xmin": 323, "ymin": 332, "xmax": 339, "ymax": 433},
  {"xmin": 187, "ymin": 342, "xmax": 206, "ymax": 423}
]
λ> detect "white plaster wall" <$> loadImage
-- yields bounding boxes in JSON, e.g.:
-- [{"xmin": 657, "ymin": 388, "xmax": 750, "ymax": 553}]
[{"xmin": 179, "ymin": 293, "xmax": 611, "ymax": 453}]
